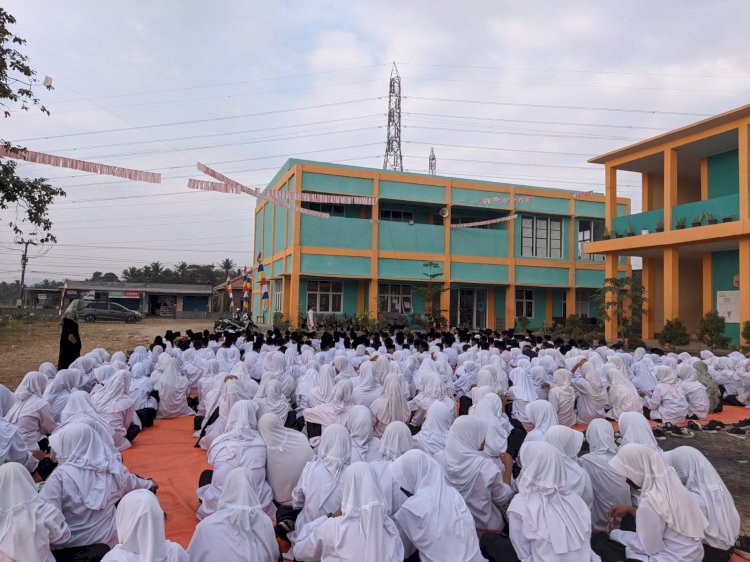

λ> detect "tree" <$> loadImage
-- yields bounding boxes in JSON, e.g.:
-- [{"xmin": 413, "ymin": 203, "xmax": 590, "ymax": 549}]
[
  {"xmin": 146, "ymin": 262, "xmax": 165, "ymax": 282},
  {"xmin": 591, "ymin": 276, "xmax": 646, "ymax": 340},
  {"xmin": 697, "ymin": 310, "xmax": 730, "ymax": 351},
  {"xmin": 175, "ymin": 261, "xmax": 189, "ymax": 278},
  {"xmin": 0, "ymin": 9, "xmax": 65, "ymax": 243},
  {"xmin": 741, "ymin": 321, "xmax": 750, "ymax": 354},
  {"xmin": 121, "ymin": 266, "xmax": 143, "ymax": 282},
  {"xmin": 219, "ymin": 258, "xmax": 235, "ymax": 279},
  {"xmin": 411, "ymin": 261, "xmax": 449, "ymax": 331},
  {"xmin": 659, "ymin": 318, "xmax": 689, "ymax": 351}
]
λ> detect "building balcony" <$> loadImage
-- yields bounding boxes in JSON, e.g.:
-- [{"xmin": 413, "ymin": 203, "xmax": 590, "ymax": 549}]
[
  {"xmin": 450, "ymin": 226, "xmax": 508, "ymax": 258},
  {"xmin": 300, "ymin": 215, "xmax": 372, "ymax": 250},
  {"xmin": 378, "ymin": 221, "xmax": 445, "ymax": 254}
]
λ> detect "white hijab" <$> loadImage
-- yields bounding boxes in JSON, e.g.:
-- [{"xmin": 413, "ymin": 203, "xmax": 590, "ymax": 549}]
[
  {"xmin": 258, "ymin": 413, "xmax": 313, "ymax": 505},
  {"xmin": 4, "ymin": 371, "xmax": 48, "ymax": 423},
  {"xmin": 509, "ymin": 367, "xmax": 538, "ymax": 402},
  {"xmin": 412, "ymin": 400, "xmax": 452, "ymax": 456},
  {"xmin": 664, "ymin": 446, "xmax": 739, "ymax": 548},
  {"xmin": 91, "ymin": 371, "xmax": 134, "ymax": 415},
  {"xmin": 370, "ymin": 373, "xmax": 410, "ymax": 428},
  {"xmin": 524, "ymin": 400, "xmax": 559, "ymax": 441},
  {"xmin": 610, "ymin": 444, "xmax": 708, "ymax": 539},
  {"xmin": 438, "ymin": 416, "xmax": 489, "ymax": 496},
  {"xmin": 543, "ymin": 425, "xmax": 593, "ymax": 506},
  {"xmin": 43, "ymin": 368, "xmax": 79, "ymax": 421},
  {"xmin": 351, "ymin": 362, "xmax": 383, "ymax": 407},
  {"xmin": 618, "ymin": 411, "xmax": 662, "ymax": 452},
  {"xmin": 58, "ymin": 391, "xmax": 118, "ymax": 455},
  {"xmin": 347, "ymin": 405, "xmax": 380, "ymax": 463},
  {"xmin": 508, "ymin": 441, "xmax": 590, "ymax": 555},
  {"xmin": 0, "ymin": 384, "xmax": 16, "ymax": 418},
  {"xmin": 308, "ymin": 364, "xmax": 336, "ymax": 407}
]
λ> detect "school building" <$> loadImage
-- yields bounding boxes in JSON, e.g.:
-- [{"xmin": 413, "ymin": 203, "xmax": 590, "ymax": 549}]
[
  {"xmin": 252, "ymin": 159, "xmax": 631, "ymax": 330},
  {"xmin": 586, "ymin": 104, "xmax": 750, "ymax": 344}
]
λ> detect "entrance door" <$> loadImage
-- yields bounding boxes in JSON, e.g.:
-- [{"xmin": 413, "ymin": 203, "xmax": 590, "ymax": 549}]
[{"xmin": 459, "ymin": 288, "xmax": 475, "ymax": 328}]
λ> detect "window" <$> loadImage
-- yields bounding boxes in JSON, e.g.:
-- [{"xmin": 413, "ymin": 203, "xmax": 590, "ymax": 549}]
[
  {"xmin": 380, "ymin": 209, "xmax": 414, "ymax": 223},
  {"xmin": 306, "ymin": 280, "xmax": 343, "ymax": 313},
  {"xmin": 378, "ymin": 284, "xmax": 412, "ymax": 314},
  {"xmin": 515, "ymin": 289, "xmax": 534, "ymax": 318},
  {"xmin": 307, "ymin": 203, "xmax": 345, "ymax": 216},
  {"xmin": 520, "ymin": 215, "xmax": 563, "ymax": 258},
  {"xmin": 273, "ymin": 282, "xmax": 283, "ymax": 313},
  {"xmin": 575, "ymin": 291, "xmax": 590, "ymax": 317},
  {"xmin": 578, "ymin": 219, "xmax": 605, "ymax": 261}
]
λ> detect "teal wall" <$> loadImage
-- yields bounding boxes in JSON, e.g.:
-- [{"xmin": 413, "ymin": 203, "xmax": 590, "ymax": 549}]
[
  {"xmin": 302, "ymin": 172, "xmax": 373, "ymax": 195},
  {"xmin": 513, "ymin": 216, "xmax": 570, "ymax": 260},
  {"xmin": 285, "ymin": 255, "xmax": 292, "ymax": 273},
  {"xmin": 516, "ymin": 196, "xmax": 569, "ymax": 215},
  {"xmin": 708, "ymin": 150, "xmax": 739, "ymax": 199},
  {"xmin": 273, "ymin": 205, "xmax": 286, "ymax": 254},
  {"xmin": 574, "ymin": 200, "xmax": 606, "ymax": 217},
  {"xmin": 379, "ymin": 222, "xmax": 444, "ymax": 254},
  {"xmin": 617, "ymin": 204, "xmax": 628, "ymax": 216},
  {"xmin": 272, "ymin": 258, "xmax": 283, "ymax": 277},
  {"xmin": 380, "ymin": 180, "xmax": 445, "ymax": 203},
  {"xmin": 262, "ymin": 206, "xmax": 272, "ymax": 259},
  {"xmin": 450, "ymin": 262, "xmax": 509, "ymax": 283},
  {"xmin": 576, "ymin": 269, "xmax": 605, "ymax": 287},
  {"xmin": 493, "ymin": 287, "xmax": 506, "ymax": 328},
  {"xmin": 450, "ymin": 226, "xmax": 508, "ymax": 257},
  {"xmin": 451, "ymin": 187, "xmax": 510, "ymax": 209},
  {"xmin": 712, "ymin": 249, "xmax": 740, "ymax": 344},
  {"xmin": 300, "ymin": 254, "xmax": 370, "ymax": 277},
  {"xmin": 300, "ymin": 215, "xmax": 372, "ymax": 249},
  {"xmin": 379, "ymin": 258, "xmax": 443, "ymax": 280},
  {"xmin": 516, "ymin": 265, "xmax": 569, "ymax": 286},
  {"xmin": 254, "ymin": 208, "xmax": 263, "ymax": 259}
]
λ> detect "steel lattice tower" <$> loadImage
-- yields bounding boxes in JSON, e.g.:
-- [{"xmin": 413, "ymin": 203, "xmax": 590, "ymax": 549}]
[
  {"xmin": 383, "ymin": 63, "xmax": 403, "ymax": 171},
  {"xmin": 428, "ymin": 147, "xmax": 436, "ymax": 175}
]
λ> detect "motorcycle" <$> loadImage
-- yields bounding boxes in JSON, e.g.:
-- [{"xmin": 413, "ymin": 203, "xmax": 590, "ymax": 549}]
[{"xmin": 214, "ymin": 309, "xmax": 255, "ymax": 333}]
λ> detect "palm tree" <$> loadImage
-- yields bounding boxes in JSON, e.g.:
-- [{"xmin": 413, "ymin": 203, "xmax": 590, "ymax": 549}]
[
  {"xmin": 175, "ymin": 261, "xmax": 189, "ymax": 279},
  {"xmin": 219, "ymin": 258, "xmax": 235, "ymax": 279},
  {"xmin": 148, "ymin": 261, "xmax": 165, "ymax": 282},
  {"xmin": 121, "ymin": 267, "xmax": 143, "ymax": 282}
]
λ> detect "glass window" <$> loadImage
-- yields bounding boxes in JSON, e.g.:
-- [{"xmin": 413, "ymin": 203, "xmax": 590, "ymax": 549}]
[
  {"xmin": 515, "ymin": 289, "xmax": 534, "ymax": 318},
  {"xmin": 520, "ymin": 215, "xmax": 563, "ymax": 258},
  {"xmin": 307, "ymin": 203, "xmax": 345, "ymax": 216},
  {"xmin": 575, "ymin": 290, "xmax": 590, "ymax": 317},
  {"xmin": 306, "ymin": 279, "xmax": 344, "ymax": 313},
  {"xmin": 378, "ymin": 284, "xmax": 412, "ymax": 313},
  {"xmin": 380, "ymin": 209, "xmax": 414, "ymax": 223},
  {"xmin": 273, "ymin": 283, "xmax": 282, "ymax": 312},
  {"xmin": 578, "ymin": 219, "xmax": 605, "ymax": 261}
]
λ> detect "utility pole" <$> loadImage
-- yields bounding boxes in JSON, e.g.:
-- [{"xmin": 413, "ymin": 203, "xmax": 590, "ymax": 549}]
[
  {"xmin": 429, "ymin": 147, "xmax": 436, "ymax": 175},
  {"xmin": 383, "ymin": 62, "xmax": 403, "ymax": 171},
  {"xmin": 17, "ymin": 239, "xmax": 37, "ymax": 307}
]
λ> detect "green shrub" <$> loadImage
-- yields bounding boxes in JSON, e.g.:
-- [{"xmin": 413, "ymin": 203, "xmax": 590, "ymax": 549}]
[
  {"xmin": 272, "ymin": 311, "xmax": 290, "ymax": 331},
  {"xmin": 697, "ymin": 310, "xmax": 730, "ymax": 351},
  {"xmin": 659, "ymin": 318, "xmax": 689, "ymax": 350},
  {"xmin": 516, "ymin": 316, "xmax": 530, "ymax": 332},
  {"xmin": 741, "ymin": 321, "xmax": 750, "ymax": 353}
]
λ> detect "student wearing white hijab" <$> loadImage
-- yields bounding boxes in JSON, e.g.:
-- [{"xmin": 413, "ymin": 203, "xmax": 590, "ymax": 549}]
[
  {"xmin": 436, "ymin": 416, "xmax": 513, "ymax": 534},
  {"xmin": 197, "ymin": 400, "xmax": 274, "ymax": 521},
  {"xmin": 644, "ymin": 366, "xmax": 689, "ymax": 424},
  {"xmin": 524, "ymin": 400, "xmax": 559, "ymax": 442},
  {"xmin": 548, "ymin": 369, "xmax": 577, "ymax": 427},
  {"xmin": 0, "ymin": 418, "xmax": 38, "ymax": 474},
  {"xmin": 369, "ymin": 372, "xmax": 411, "ymax": 437},
  {"xmin": 4, "ymin": 371, "xmax": 55, "ymax": 452},
  {"xmin": 351, "ymin": 362, "xmax": 383, "ymax": 407},
  {"xmin": 257, "ymin": 412, "xmax": 314, "ymax": 516},
  {"xmin": 254, "ymin": 379, "xmax": 292, "ymax": 426},
  {"xmin": 332, "ymin": 355, "xmax": 358, "ymax": 382},
  {"xmin": 411, "ymin": 400, "xmax": 453, "ymax": 456},
  {"xmin": 292, "ymin": 424, "xmax": 352, "ymax": 533},
  {"xmin": 506, "ymin": 368, "xmax": 537, "ymax": 427},
  {"xmin": 42, "ymin": 369, "xmax": 79, "ymax": 423},
  {"xmin": 303, "ymin": 379, "xmax": 354, "ymax": 432},
  {"xmin": 482, "ymin": 441, "xmax": 597, "ymax": 562},
  {"xmin": 543, "ymin": 425, "xmax": 594, "ymax": 507},
  {"xmin": 581, "ymin": 419, "xmax": 631, "ymax": 533},
  {"xmin": 664, "ymin": 446, "xmax": 740, "ymax": 560},
  {"xmin": 369, "ymin": 421, "xmax": 412, "ymax": 515},
  {"xmin": 56, "ymin": 391, "xmax": 118, "ymax": 459},
  {"xmin": 407, "ymin": 371, "xmax": 454, "ymax": 428},
  {"xmin": 572, "ymin": 362, "xmax": 609, "ymax": 424},
  {"xmin": 618, "ymin": 411, "xmax": 662, "ymax": 453},
  {"xmin": 676, "ymin": 365, "xmax": 710, "ymax": 420},
  {"xmin": 389, "ymin": 449, "xmax": 485, "ymax": 562},
  {"xmin": 347, "ymin": 405, "xmax": 381, "ymax": 463},
  {"xmin": 606, "ymin": 368, "xmax": 642, "ymax": 420},
  {"xmin": 0, "ymin": 462, "xmax": 70, "ymax": 562},
  {"xmin": 472, "ymin": 394, "xmax": 511, "ymax": 460},
  {"xmin": 154, "ymin": 358, "xmax": 193, "ymax": 419},
  {"xmin": 101, "ymin": 490, "xmax": 188, "ymax": 562},
  {"xmin": 608, "ymin": 444, "xmax": 708, "ymax": 562},
  {"xmin": 0, "ymin": 384, "xmax": 16, "ymax": 418},
  {"xmin": 188, "ymin": 467, "xmax": 278, "ymax": 562},
  {"xmin": 293, "ymin": 462, "xmax": 404, "ymax": 562},
  {"xmin": 307, "ymin": 364, "xmax": 336, "ymax": 408},
  {"xmin": 90, "ymin": 371, "xmax": 136, "ymax": 451},
  {"xmin": 40, "ymin": 424, "xmax": 155, "ymax": 554}
]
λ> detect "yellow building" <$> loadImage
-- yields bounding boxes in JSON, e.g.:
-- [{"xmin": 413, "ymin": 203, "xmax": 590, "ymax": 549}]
[{"xmin": 587, "ymin": 104, "xmax": 750, "ymax": 344}]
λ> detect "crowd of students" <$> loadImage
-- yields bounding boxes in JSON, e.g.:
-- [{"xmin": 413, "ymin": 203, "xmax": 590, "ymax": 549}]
[{"xmin": 0, "ymin": 311, "xmax": 747, "ymax": 561}]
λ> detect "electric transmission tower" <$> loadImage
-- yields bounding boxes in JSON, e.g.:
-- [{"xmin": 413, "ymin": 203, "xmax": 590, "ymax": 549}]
[
  {"xmin": 383, "ymin": 63, "xmax": 403, "ymax": 171},
  {"xmin": 428, "ymin": 147, "xmax": 436, "ymax": 175}
]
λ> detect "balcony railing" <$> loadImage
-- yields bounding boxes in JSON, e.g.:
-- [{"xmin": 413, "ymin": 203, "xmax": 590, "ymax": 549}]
[{"xmin": 378, "ymin": 221, "xmax": 444, "ymax": 254}]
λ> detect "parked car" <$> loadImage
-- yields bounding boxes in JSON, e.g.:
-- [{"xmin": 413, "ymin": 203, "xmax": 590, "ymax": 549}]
[{"xmin": 81, "ymin": 300, "xmax": 142, "ymax": 323}]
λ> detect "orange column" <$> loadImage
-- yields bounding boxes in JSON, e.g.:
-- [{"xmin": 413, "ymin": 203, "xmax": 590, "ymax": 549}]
[
  {"xmin": 740, "ymin": 238, "xmax": 750, "ymax": 331},
  {"xmin": 642, "ymin": 173, "xmax": 651, "ymax": 213},
  {"xmin": 505, "ymin": 191, "xmax": 516, "ymax": 330},
  {"xmin": 642, "ymin": 257, "xmax": 655, "ymax": 339},
  {"xmin": 368, "ymin": 176, "xmax": 380, "ymax": 317},
  {"xmin": 604, "ymin": 255, "xmax": 618, "ymax": 340},
  {"xmin": 664, "ymin": 148, "xmax": 678, "ymax": 231},
  {"xmin": 663, "ymin": 247, "xmax": 679, "ymax": 321},
  {"xmin": 702, "ymin": 253, "xmax": 713, "ymax": 316},
  {"xmin": 505, "ymin": 286, "xmax": 515, "ymax": 331},
  {"xmin": 740, "ymin": 123, "xmax": 750, "ymax": 220},
  {"xmin": 440, "ymin": 182, "xmax": 452, "ymax": 319},
  {"xmin": 289, "ymin": 165, "xmax": 303, "ymax": 327},
  {"xmin": 545, "ymin": 289, "xmax": 553, "ymax": 327},
  {"xmin": 567, "ymin": 198, "xmax": 576, "ymax": 319},
  {"xmin": 487, "ymin": 288, "xmax": 495, "ymax": 330},
  {"xmin": 605, "ymin": 165, "xmax": 617, "ymax": 230}
]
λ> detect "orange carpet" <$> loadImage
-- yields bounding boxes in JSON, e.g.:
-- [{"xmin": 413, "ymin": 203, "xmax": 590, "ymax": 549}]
[
  {"xmin": 572, "ymin": 404, "xmax": 750, "ymax": 432},
  {"xmin": 121, "ymin": 416, "xmax": 208, "ymax": 549},
  {"xmin": 122, "ymin": 411, "xmax": 749, "ymax": 559}
]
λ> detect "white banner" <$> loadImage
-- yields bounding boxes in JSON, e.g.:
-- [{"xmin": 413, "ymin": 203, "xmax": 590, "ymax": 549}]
[
  {"xmin": 451, "ymin": 214, "xmax": 517, "ymax": 228},
  {"xmin": 479, "ymin": 195, "xmax": 533, "ymax": 204}
]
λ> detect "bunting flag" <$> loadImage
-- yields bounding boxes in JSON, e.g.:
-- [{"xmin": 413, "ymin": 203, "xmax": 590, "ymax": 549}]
[
  {"xmin": 58, "ymin": 279, "xmax": 68, "ymax": 316},
  {"xmin": 225, "ymin": 275, "xmax": 234, "ymax": 307},
  {"xmin": 572, "ymin": 190, "xmax": 597, "ymax": 198},
  {"xmin": 479, "ymin": 195, "xmax": 533, "ymax": 204},
  {"xmin": 450, "ymin": 214, "xmax": 517, "ymax": 229},
  {"xmin": 194, "ymin": 163, "xmax": 330, "ymax": 218},
  {"xmin": 0, "ymin": 146, "xmax": 161, "ymax": 183},
  {"xmin": 260, "ymin": 279, "xmax": 269, "ymax": 301},
  {"xmin": 242, "ymin": 266, "xmax": 251, "ymax": 310},
  {"xmin": 43, "ymin": 75, "xmax": 53, "ymax": 88}
]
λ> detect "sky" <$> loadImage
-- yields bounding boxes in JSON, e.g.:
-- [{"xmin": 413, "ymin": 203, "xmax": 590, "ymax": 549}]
[{"xmin": 2, "ymin": 0, "xmax": 750, "ymax": 283}]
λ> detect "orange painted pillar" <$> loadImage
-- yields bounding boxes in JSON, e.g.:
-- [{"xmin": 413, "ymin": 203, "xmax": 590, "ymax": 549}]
[
  {"xmin": 368, "ymin": 177, "xmax": 380, "ymax": 317},
  {"xmin": 289, "ymin": 165, "xmax": 303, "ymax": 327},
  {"xmin": 545, "ymin": 289, "xmax": 553, "ymax": 326},
  {"xmin": 487, "ymin": 288, "xmax": 495, "ymax": 330},
  {"xmin": 740, "ymin": 124, "xmax": 750, "ymax": 220},
  {"xmin": 642, "ymin": 257, "xmax": 656, "ymax": 339},
  {"xmin": 739, "ymin": 238, "xmax": 750, "ymax": 331},
  {"xmin": 505, "ymin": 285, "xmax": 515, "ymax": 331},
  {"xmin": 702, "ymin": 253, "xmax": 713, "ymax": 316},
  {"xmin": 664, "ymin": 148, "xmax": 678, "ymax": 231},
  {"xmin": 663, "ymin": 247, "xmax": 679, "ymax": 321}
]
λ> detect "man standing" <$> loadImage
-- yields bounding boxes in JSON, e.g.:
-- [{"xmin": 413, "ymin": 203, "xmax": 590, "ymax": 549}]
[{"xmin": 307, "ymin": 304, "xmax": 317, "ymax": 332}]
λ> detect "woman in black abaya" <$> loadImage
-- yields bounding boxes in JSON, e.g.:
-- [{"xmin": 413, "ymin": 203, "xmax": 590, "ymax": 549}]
[{"xmin": 58, "ymin": 299, "xmax": 85, "ymax": 369}]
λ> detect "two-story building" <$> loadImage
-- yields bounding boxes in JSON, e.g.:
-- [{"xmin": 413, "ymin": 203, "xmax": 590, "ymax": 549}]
[
  {"xmin": 252, "ymin": 159, "xmax": 630, "ymax": 330},
  {"xmin": 587, "ymin": 104, "xmax": 750, "ymax": 344}
]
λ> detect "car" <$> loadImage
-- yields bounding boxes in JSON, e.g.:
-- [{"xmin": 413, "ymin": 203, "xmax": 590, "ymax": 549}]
[{"xmin": 80, "ymin": 300, "xmax": 142, "ymax": 323}]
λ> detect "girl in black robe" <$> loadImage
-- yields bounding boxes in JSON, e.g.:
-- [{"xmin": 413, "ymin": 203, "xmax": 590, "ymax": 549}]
[{"xmin": 58, "ymin": 299, "xmax": 85, "ymax": 369}]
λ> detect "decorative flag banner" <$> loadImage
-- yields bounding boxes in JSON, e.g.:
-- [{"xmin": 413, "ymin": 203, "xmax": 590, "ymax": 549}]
[
  {"xmin": 0, "ymin": 146, "xmax": 161, "ymax": 184},
  {"xmin": 194, "ymin": 163, "xmax": 330, "ymax": 218},
  {"xmin": 225, "ymin": 275, "xmax": 234, "ymax": 307},
  {"xmin": 187, "ymin": 178, "xmax": 375, "ymax": 205},
  {"xmin": 572, "ymin": 190, "xmax": 597, "ymax": 198},
  {"xmin": 242, "ymin": 266, "xmax": 251, "ymax": 310},
  {"xmin": 451, "ymin": 214, "xmax": 517, "ymax": 229},
  {"xmin": 58, "ymin": 279, "xmax": 68, "ymax": 316},
  {"xmin": 261, "ymin": 279, "xmax": 269, "ymax": 301},
  {"xmin": 479, "ymin": 195, "xmax": 533, "ymax": 204}
]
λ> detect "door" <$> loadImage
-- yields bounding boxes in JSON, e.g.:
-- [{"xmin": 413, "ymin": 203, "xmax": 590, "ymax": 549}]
[{"xmin": 458, "ymin": 288, "xmax": 475, "ymax": 328}]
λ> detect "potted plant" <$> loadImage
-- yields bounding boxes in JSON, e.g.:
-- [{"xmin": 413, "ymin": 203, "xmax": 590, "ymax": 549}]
[
  {"xmin": 611, "ymin": 229, "xmax": 621, "ymax": 239},
  {"xmin": 691, "ymin": 214, "xmax": 703, "ymax": 228},
  {"xmin": 602, "ymin": 228, "xmax": 611, "ymax": 240},
  {"xmin": 626, "ymin": 224, "xmax": 635, "ymax": 237},
  {"xmin": 675, "ymin": 217, "xmax": 686, "ymax": 230},
  {"xmin": 722, "ymin": 213, "xmax": 737, "ymax": 223},
  {"xmin": 703, "ymin": 212, "xmax": 717, "ymax": 225},
  {"xmin": 655, "ymin": 216, "xmax": 664, "ymax": 233}
]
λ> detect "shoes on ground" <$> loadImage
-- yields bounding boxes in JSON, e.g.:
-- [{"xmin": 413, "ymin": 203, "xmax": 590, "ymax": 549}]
[
  {"xmin": 726, "ymin": 426, "xmax": 748, "ymax": 439},
  {"xmin": 651, "ymin": 427, "xmax": 667, "ymax": 440},
  {"xmin": 687, "ymin": 421, "xmax": 702, "ymax": 432},
  {"xmin": 702, "ymin": 420, "xmax": 726, "ymax": 433}
]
